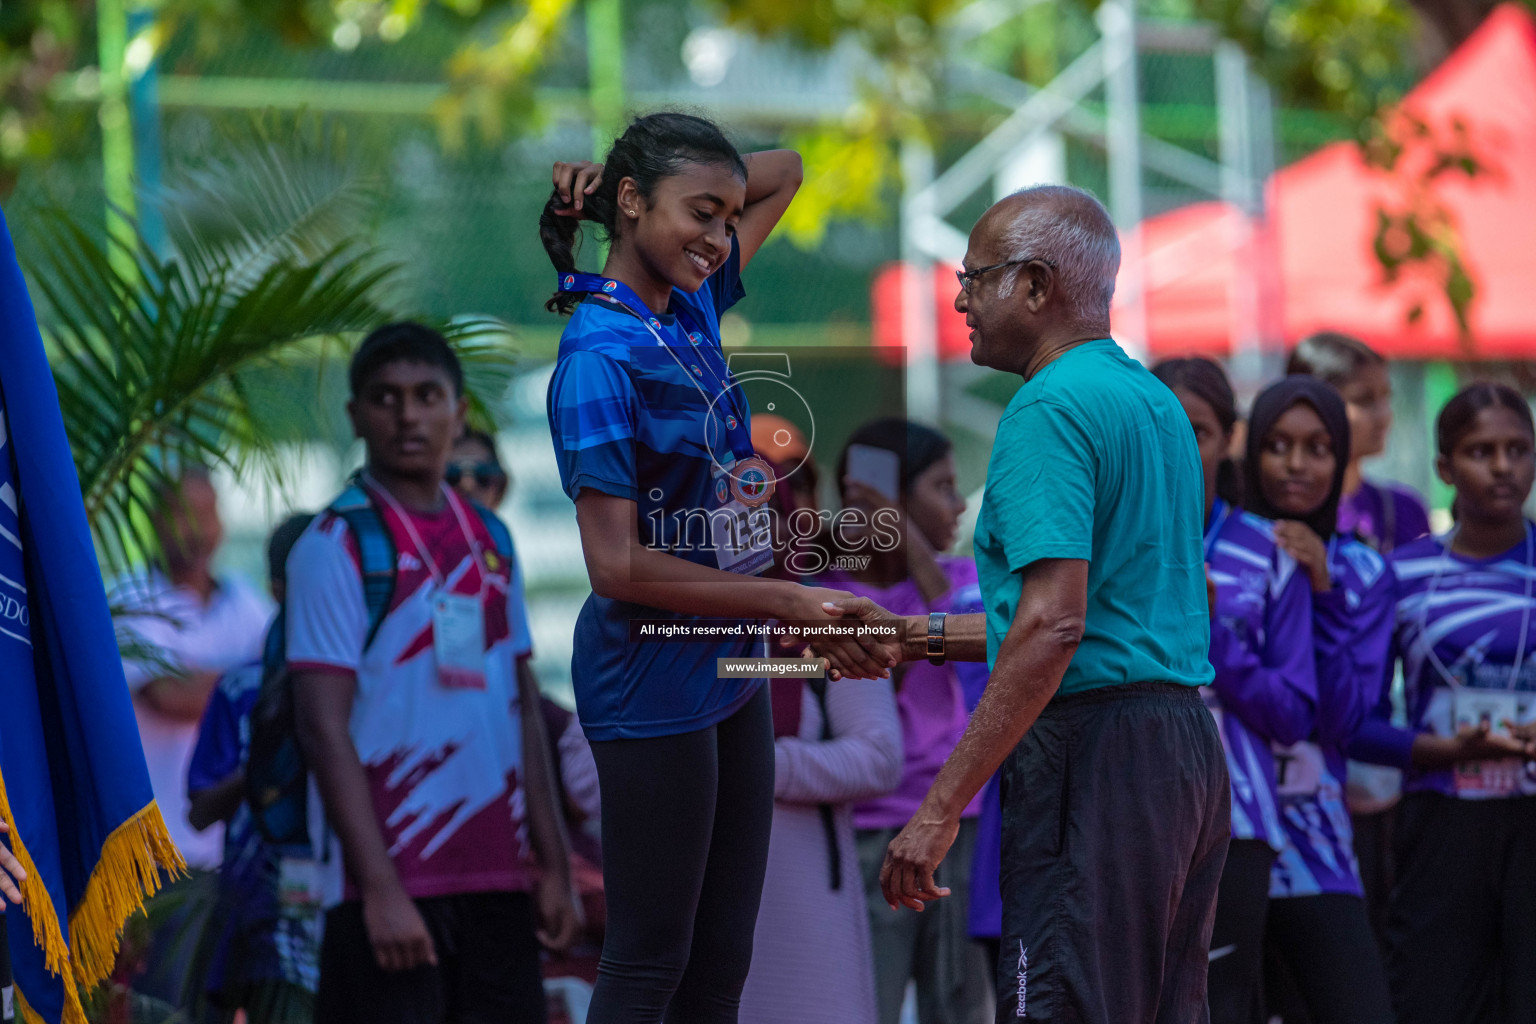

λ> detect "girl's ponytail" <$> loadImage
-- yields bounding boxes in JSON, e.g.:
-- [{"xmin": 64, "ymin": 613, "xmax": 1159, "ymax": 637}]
[
  {"xmin": 539, "ymin": 200, "xmax": 582, "ymax": 315},
  {"xmin": 541, "ymin": 172, "xmax": 620, "ymax": 315}
]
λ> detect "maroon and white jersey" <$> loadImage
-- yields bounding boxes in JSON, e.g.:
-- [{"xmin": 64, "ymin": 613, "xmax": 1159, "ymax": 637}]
[{"xmin": 286, "ymin": 485, "xmax": 536, "ymax": 904}]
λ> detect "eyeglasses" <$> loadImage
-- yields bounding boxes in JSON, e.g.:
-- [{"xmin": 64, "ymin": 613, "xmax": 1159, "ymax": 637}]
[
  {"xmin": 446, "ymin": 461, "xmax": 507, "ymax": 490},
  {"xmin": 955, "ymin": 256, "xmax": 1055, "ymax": 293}
]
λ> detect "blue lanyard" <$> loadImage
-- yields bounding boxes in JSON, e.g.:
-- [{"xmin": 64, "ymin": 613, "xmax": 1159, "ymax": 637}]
[
  {"xmin": 1203, "ymin": 498, "xmax": 1229, "ymax": 562},
  {"xmin": 559, "ymin": 272, "xmax": 754, "ymax": 462}
]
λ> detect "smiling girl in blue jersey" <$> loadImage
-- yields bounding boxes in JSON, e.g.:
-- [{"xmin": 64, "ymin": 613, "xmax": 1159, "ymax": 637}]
[
  {"xmin": 541, "ymin": 112, "xmax": 893, "ymax": 1024},
  {"xmin": 1349, "ymin": 383, "xmax": 1536, "ymax": 1024},
  {"xmin": 1236, "ymin": 377, "xmax": 1394, "ymax": 1024},
  {"xmin": 1153, "ymin": 358, "xmax": 1318, "ymax": 1024}
]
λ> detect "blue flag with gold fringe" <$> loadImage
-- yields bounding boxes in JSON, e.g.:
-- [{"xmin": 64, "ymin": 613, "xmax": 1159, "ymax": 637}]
[{"xmin": 0, "ymin": 207, "xmax": 183, "ymax": 1023}]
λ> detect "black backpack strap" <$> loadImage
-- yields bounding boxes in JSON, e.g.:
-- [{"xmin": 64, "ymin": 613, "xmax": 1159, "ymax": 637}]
[{"xmin": 807, "ymin": 676, "xmax": 842, "ymax": 891}]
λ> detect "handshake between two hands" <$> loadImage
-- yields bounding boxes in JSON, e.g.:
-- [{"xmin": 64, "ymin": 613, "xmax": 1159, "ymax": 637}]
[
  {"xmin": 786, "ymin": 592, "xmax": 911, "ymax": 681},
  {"xmin": 779, "ymin": 591, "xmax": 964, "ymax": 914}
]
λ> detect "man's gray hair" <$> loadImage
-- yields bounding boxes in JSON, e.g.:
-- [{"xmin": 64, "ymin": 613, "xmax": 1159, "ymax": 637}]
[{"xmin": 995, "ymin": 184, "xmax": 1120, "ymax": 324}]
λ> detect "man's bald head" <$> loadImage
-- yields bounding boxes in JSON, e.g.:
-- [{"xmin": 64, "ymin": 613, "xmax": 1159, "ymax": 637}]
[{"xmin": 978, "ymin": 185, "xmax": 1120, "ymax": 328}]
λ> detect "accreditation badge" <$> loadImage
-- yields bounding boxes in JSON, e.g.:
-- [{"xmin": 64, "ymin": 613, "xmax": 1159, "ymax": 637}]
[
  {"xmin": 1272, "ymin": 740, "xmax": 1325, "ymax": 797},
  {"xmin": 277, "ymin": 857, "xmax": 324, "ymax": 914},
  {"xmin": 1450, "ymin": 689, "xmax": 1522, "ymax": 797},
  {"xmin": 709, "ymin": 460, "xmax": 774, "ymax": 576},
  {"xmin": 1451, "ymin": 689, "xmax": 1520, "ymax": 736},
  {"xmin": 432, "ymin": 590, "xmax": 487, "ymax": 690}
]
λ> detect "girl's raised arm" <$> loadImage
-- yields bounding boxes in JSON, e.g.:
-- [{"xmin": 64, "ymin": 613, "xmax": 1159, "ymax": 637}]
[{"xmin": 735, "ymin": 150, "xmax": 803, "ymax": 268}]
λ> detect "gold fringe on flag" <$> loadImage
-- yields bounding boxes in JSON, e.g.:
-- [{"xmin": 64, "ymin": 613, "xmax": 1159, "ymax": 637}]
[
  {"xmin": 0, "ymin": 765, "xmax": 184, "ymax": 1023},
  {"xmin": 66, "ymin": 802, "xmax": 184, "ymax": 991},
  {"xmin": 13, "ymin": 975, "xmax": 84, "ymax": 1024}
]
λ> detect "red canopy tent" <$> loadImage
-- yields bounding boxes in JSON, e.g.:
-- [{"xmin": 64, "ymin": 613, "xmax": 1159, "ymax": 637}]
[{"xmin": 1127, "ymin": 3, "xmax": 1536, "ymax": 360}]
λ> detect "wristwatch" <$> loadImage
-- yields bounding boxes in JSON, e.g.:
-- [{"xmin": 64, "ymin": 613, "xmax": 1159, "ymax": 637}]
[{"xmin": 926, "ymin": 611, "xmax": 947, "ymax": 666}]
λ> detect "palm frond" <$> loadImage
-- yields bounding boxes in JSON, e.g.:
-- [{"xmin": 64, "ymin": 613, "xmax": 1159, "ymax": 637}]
[
  {"xmin": 154, "ymin": 114, "xmax": 383, "ymax": 292},
  {"xmin": 18, "ymin": 118, "xmax": 398, "ymax": 574},
  {"xmin": 22, "ymin": 117, "xmax": 520, "ymax": 576},
  {"xmin": 444, "ymin": 315, "xmax": 521, "ymax": 428},
  {"xmin": 26, "ymin": 206, "xmax": 394, "ymax": 572}
]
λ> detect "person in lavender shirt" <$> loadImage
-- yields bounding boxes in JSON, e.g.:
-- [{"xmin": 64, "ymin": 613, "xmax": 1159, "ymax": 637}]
[
  {"xmin": 1347, "ymin": 383, "xmax": 1536, "ymax": 1024},
  {"xmin": 738, "ymin": 653, "xmax": 902, "ymax": 1024},
  {"xmin": 737, "ymin": 419, "xmax": 905, "ymax": 1024},
  {"xmin": 1233, "ymin": 378, "xmax": 1394, "ymax": 1024},
  {"xmin": 820, "ymin": 419, "xmax": 993, "ymax": 1024},
  {"xmin": 1153, "ymin": 358, "xmax": 1318, "ymax": 1024}
]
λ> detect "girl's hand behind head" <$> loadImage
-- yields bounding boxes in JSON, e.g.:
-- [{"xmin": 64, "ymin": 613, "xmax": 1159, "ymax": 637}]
[{"xmin": 551, "ymin": 161, "xmax": 605, "ymax": 216}]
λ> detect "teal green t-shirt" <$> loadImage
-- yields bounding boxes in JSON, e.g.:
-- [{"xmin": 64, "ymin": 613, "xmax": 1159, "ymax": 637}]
[{"xmin": 973, "ymin": 339, "xmax": 1213, "ymax": 694}]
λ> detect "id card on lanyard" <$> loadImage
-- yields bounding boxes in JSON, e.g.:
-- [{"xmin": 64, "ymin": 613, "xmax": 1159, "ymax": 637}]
[
  {"xmin": 1421, "ymin": 524, "xmax": 1536, "ymax": 796},
  {"xmin": 560, "ymin": 272, "xmax": 776, "ymax": 576},
  {"xmin": 710, "ymin": 463, "xmax": 774, "ymax": 575},
  {"xmin": 433, "ymin": 592, "xmax": 488, "ymax": 689},
  {"xmin": 366, "ymin": 476, "xmax": 491, "ymax": 689},
  {"xmin": 1272, "ymin": 740, "xmax": 1326, "ymax": 797},
  {"xmin": 1449, "ymin": 689, "xmax": 1523, "ymax": 796},
  {"xmin": 277, "ymin": 856, "xmax": 324, "ymax": 913}
]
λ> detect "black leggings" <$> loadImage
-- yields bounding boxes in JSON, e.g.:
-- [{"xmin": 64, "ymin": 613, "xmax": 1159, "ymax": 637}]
[
  {"xmin": 1386, "ymin": 793, "xmax": 1536, "ymax": 1024},
  {"xmin": 586, "ymin": 687, "xmax": 775, "ymax": 1024},
  {"xmin": 1207, "ymin": 839, "xmax": 1276, "ymax": 1024},
  {"xmin": 1263, "ymin": 894, "xmax": 1394, "ymax": 1024}
]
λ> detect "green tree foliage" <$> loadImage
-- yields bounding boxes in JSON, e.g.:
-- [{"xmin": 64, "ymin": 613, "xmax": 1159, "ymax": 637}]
[
  {"xmin": 0, "ymin": 0, "xmax": 88, "ymax": 189},
  {"xmin": 714, "ymin": 0, "xmax": 1512, "ymax": 336},
  {"xmin": 18, "ymin": 118, "xmax": 515, "ymax": 572},
  {"xmin": 6, "ymin": 0, "xmax": 1525, "ymax": 335}
]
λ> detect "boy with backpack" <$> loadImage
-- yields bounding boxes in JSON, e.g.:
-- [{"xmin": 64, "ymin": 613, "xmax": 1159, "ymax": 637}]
[{"xmin": 284, "ymin": 323, "xmax": 579, "ymax": 1024}]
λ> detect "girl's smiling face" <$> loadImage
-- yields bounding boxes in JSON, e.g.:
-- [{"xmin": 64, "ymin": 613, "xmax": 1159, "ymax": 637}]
[
  {"xmin": 618, "ymin": 161, "xmax": 746, "ymax": 294},
  {"xmin": 1338, "ymin": 362, "xmax": 1393, "ymax": 461}
]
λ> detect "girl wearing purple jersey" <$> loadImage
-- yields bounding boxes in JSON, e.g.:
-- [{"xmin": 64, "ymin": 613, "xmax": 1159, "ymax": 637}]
[
  {"xmin": 1237, "ymin": 378, "xmax": 1394, "ymax": 1024},
  {"xmin": 1287, "ymin": 333, "xmax": 1430, "ymax": 554},
  {"xmin": 1154, "ymin": 358, "xmax": 1318, "ymax": 1024},
  {"xmin": 1288, "ymin": 326, "xmax": 1431, "ymax": 950},
  {"xmin": 1349, "ymin": 383, "xmax": 1536, "ymax": 1024}
]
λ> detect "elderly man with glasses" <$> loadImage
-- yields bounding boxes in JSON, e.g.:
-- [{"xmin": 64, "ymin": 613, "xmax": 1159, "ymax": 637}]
[{"xmin": 825, "ymin": 185, "xmax": 1230, "ymax": 1024}]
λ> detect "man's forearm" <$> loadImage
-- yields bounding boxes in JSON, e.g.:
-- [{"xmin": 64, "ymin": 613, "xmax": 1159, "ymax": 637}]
[
  {"xmin": 898, "ymin": 612, "xmax": 989, "ymax": 663},
  {"xmin": 517, "ymin": 661, "xmax": 572, "ymax": 882}
]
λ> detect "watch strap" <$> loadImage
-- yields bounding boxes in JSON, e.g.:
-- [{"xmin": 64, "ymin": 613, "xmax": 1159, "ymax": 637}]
[{"xmin": 926, "ymin": 611, "xmax": 947, "ymax": 666}]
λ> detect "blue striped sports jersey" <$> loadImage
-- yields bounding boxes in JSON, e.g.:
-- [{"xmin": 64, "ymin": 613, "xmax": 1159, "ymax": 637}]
[
  {"xmin": 1271, "ymin": 537, "xmax": 1393, "ymax": 898},
  {"xmin": 1351, "ymin": 525, "xmax": 1536, "ymax": 799},
  {"xmin": 545, "ymin": 240, "xmax": 765, "ymax": 740},
  {"xmin": 1204, "ymin": 506, "xmax": 1318, "ymax": 851}
]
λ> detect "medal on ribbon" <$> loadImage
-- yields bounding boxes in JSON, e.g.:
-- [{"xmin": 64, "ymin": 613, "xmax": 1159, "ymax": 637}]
[{"xmin": 730, "ymin": 455, "xmax": 776, "ymax": 508}]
